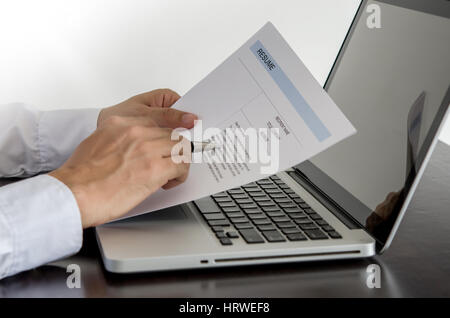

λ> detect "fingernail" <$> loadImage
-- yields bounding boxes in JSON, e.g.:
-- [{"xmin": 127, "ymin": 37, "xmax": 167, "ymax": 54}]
[{"xmin": 181, "ymin": 114, "xmax": 197, "ymax": 126}]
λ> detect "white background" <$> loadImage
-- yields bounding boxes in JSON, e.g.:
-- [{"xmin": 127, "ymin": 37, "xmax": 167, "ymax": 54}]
[{"xmin": 0, "ymin": 0, "xmax": 449, "ymax": 145}]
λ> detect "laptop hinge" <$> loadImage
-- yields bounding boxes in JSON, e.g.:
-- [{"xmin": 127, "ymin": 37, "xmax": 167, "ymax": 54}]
[{"xmin": 288, "ymin": 169, "xmax": 361, "ymax": 230}]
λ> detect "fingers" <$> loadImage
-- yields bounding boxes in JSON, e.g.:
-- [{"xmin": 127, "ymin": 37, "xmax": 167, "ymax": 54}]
[
  {"xmin": 162, "ymin": 179, "xmax": 184, "ymax": 190},
  {"xmin": 133, "ymin": 89, "xmax": 181, "ymax": 108},
  {"xmin": 139, "ymin": 136, "xmax": 188, "ymax": 158},
  {"xmin": 102, "ymin": 89, "xmax": 197, "ymax": 129},
  {"xmin": 102, "ymin": 103, "xmax": 197, "ymax": 130},
  {"xmin": 153, "ymin": 157, "xmax": 190, "ymax": 189},
  {"xmin": 147, "ymin": 107, "xmax": 198, "ymax": 129}
]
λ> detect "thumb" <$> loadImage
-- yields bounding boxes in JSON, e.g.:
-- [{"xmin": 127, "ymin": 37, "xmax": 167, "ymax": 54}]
[{"xmin": 149, "ymin": 107, "xmax": 198, "ymax": 129}]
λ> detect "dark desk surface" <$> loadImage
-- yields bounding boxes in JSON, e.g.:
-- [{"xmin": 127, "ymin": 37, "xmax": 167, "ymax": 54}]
[{"xmin": 1, "ymin": 141, "xmax": 449, "ymax": 298}]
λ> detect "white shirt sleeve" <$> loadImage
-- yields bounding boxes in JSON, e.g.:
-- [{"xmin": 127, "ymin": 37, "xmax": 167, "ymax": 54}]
[
  {"xmin": 0, "ymin": 175, "xmax": 83, "ymax": 279},
  {"xmin": 0, "ymin": 103, "xmax": 100, "ymax": 177},
  {"xmin": 0, "ymin": 103, "xmax": 100, "ymax": 279}
]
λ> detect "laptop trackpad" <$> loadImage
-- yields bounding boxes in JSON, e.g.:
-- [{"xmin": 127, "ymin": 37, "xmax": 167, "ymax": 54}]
[
  {"xmin": 114, "ymin": 206, "xmax": 189, "ymax": 223},
  {"xmin": 97, "ymin": 205, "xmax": 216, "ymax": 258}
]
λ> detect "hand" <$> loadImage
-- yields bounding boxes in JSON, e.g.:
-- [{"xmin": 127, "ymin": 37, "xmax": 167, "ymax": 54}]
[
  {"xmin": 49, "ymin": 116, "xmax": 191, "ymax": 228},
  {"xmin": 366, "ymin": 191, "xmax": 401, "ymax": 232},
  {"xmin": 97, "ymin": 89, "xmax": 198, "ymax": 129},
  {"xmin": 373, "ymin": 191, "xmax": 401, "ymax": 220}
]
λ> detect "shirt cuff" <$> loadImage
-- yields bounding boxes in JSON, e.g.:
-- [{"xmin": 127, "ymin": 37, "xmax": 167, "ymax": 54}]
[
  {"xmin": 39, "ymin": 108, "xmax": 101, "ymax": 171},
  {"xmin": 0, "ymin": 174, "xmax": 83, "ymax": 278}
]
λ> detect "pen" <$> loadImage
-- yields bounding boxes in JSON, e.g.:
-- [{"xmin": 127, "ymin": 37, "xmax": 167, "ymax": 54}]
[{"xmin": 190, "ymin": 141, "xmax": 216, "ymax": 153}]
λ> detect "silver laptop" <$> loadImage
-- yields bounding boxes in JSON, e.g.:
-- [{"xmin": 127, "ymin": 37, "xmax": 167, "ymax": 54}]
[{"xmin": 96, "ymin": 0, "xmax": 450, "ymax": 273}]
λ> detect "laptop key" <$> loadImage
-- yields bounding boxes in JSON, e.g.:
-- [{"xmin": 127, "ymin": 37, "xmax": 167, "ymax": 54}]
[
  {"xmin": 304, "ymin": 228, "xmax": 328, "ymax": 240},
  {"xmin": 208, "ymin": 220, "xmax": 230, "ymax": 227},
  {"xmin": 225, "ymin": 212, "xmax": 245, "ymax": 218},
  {"xmin": 269, "ymin": 193, "xmax": 287, "ymax": 199},
  {"xmin": 276, "ymin": 221, "xmax": 296, "ymax": 228},
  {"xmin": 228, "ymin": 189, "xmax": 245, "ymax": 194},
  {"xmin": 229, "ymin": 217, "xmax": 249, "ymax": 224},
  {"xmin": 219, "ymin": 238, "xmax": 233, "ymax": 245},
  {"xmin": 253, "ymin": 218, "xmax": 271, "ymax": 225},
  {"xmin": 272, "ymin": 216, "xmax": 291, "ymax": 223},
  {"xmin": 247, "ymin": 213, "xmax": 267, "ymax": 220},
  {"xmin": 244, "ymin": 187, "xmax": 261, "ymax": 193},
  {"xmin": 222, "ymin": 207, "xmax": 241, "ymax": 213},
  {"xmin": 328, "ymin": 231, "xmax": 342, "ymax": 239},
  {"xmin": 287, "ymin": 233, "xmax": 307, "ymax": 241},
  {"xmin": 235, "ymin": 199, "xmax": 254, "ymax": 204},
  {"xmin": 279, "ymin": 203, "xmax": 297, "ymax": 208},
  {"xmin": 265, "ymin": 189, "xmax": 282, "ymax": 194},
  {"xmin": 258, "ymin": 201, "xmax": 276, "ymax": 207},
  {"xmin": 321, "ymin": 225, "xmax": 335, "ymax": 232},
  {"xmin": 261, "ymin": 230, "xmax": 286, "ymax": 242},
  {"xmin": 226, "ymin": 231, "xmax": 240, "ymax": 239},
  {"xmin": 212, "ymin": 192, "xmax": 228, "ymax": 198},
  {"xmin": 231, "ymin": 194, "xmax": 249, "ymax": 200},
  {"xmin": 203, "ymin": 213, "xmax": 226, "ymax": 221},
  {"xmin": 240, "ymin": 203, "xmax": 258, "ymax": 209},
  {"xmin": 309, "ymin": 213, "xmax": 323, "ymax": 220},
  {"xmin": 274, "ymin": 198, "xmax": 293, "ymax": 204},
  {"xmin": 257, "ymin": 224, "xmax": 277, "ymax": 231},
  {"xmin": 262, "ymin": 206, "xmax": 281, "ymax": 212},
  {"xmin": 256, "ymin": 179, "xmax": 273, "ymax": 185},
  {"xmin": 294, "ymin": 218, "xmax": 311, "ymax": 224},
  {"xmin": 293, "ymin": 198, "xmax": 305, "ymax": 204},
  {"xmin": 242, "ymin": 183, "xmax": 258, "ymax": 188},
  {"xmin": 260, "ymin": 184, "xmax": 278, "ymax": 189},
  {"xmin": 194, "ymin": 197, "xmax": 221, "ymax": 213},
  {"xmin": 239, "ymin": 229, "xmax": 265, "ymax": 243},
  {"xmin": 216, "ymin": 232, "xmax": 227, "ymax": 238},
  {"xmin": 299, "ymin": 223, "xmax": 318, "ymax": 230},
  {"xmin": 267, "ymin": 211, "xmax": 285, "ymax": 217},
  {"xmin": 289, "ymin": 212, "xmax": 307, "ymax": 219},
  {"xmin": 214, "ymin": 197, "xmax": 233, "ymax": 203},
  {"xmin": 285, "ymin": 207, "xmax": 303, "ymax": 213},
  {"xmin": 253, "ymin": 196, "xmax": 271, "ymax": 202},
  {"xmin": 218, "ymin": 202, "xmax": 238, "ymax": 208},
  {"xmin": 234, "ymin": 223, "xmax": 254, "ymax": 230},
  {"xmin": 282, "ymin": 228, "xmax": 301, "ymax": 234},
  {"xmin": 248, "ymin": 191, "xmax": 266, "ymax": 197},
  {"xmin": 243, "ymin": 208, "xmax": 262, "ymax": 214},
  {"xmin": 316, "ymin": 220, "xmax": 329, "ymax": 226},
  {"xmin": 212, "ymin": 226, "xmax": 225, "ymax": 232}
]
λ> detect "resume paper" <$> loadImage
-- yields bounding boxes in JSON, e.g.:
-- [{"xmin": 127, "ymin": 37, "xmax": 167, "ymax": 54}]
[{"xmin": 119, "ymin": 22, "xmax": 356, "ymax": 219}]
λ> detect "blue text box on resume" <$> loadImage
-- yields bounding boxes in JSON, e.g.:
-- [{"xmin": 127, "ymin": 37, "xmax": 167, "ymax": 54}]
[{"xmin": 250, "ymin": 40, "xmax": 331, "ymax": 142}]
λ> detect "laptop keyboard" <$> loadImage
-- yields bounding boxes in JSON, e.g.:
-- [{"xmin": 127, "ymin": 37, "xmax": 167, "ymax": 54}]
[{"xmin": 194, "ymin": 175, "xmax": 342, "ymax": 246}]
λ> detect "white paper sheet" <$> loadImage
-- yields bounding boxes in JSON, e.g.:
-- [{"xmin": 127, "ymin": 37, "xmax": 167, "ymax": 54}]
[{"xmin": 119, "ymin": 22, "xmax": 356, "ymax": 219}]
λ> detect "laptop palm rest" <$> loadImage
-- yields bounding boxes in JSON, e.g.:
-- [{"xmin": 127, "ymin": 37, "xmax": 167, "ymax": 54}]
[{"xmin": 96, "ymin": 205, "xmax": 218, "ymax": 260}]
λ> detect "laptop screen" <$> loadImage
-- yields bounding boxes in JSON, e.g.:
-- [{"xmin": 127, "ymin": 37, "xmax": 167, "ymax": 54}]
[{"xmin": 297, "ymin": 0, "xmax": 450, "ymax": 247}]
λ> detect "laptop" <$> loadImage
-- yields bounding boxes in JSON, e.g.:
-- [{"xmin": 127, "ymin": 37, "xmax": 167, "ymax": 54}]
[{"xmin": 96, "ymin": 0, "xmax": 450, "ymax": 273}]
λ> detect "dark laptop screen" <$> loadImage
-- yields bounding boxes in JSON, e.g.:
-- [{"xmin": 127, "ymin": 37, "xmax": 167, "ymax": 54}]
[{"xmin": 297, "ymin": 0, "xmax": 450, "ymax": 246}]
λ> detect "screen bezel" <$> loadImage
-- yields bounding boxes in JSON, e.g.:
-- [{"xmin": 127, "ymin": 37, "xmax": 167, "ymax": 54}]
[{"xmin": 296, "ymin": 0, "xmax": 450, "ymax": 252}]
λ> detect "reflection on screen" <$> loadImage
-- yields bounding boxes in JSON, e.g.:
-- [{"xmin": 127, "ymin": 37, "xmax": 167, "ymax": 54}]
[{"xmin": 310, "ymin": 1, "xmax": 450, "ymax": 231}]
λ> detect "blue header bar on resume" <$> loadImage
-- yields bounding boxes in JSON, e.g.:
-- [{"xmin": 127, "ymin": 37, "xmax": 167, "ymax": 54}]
[{"xmin": 250, "ymin": 40, "xmax": 331, "ymax": 142}]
